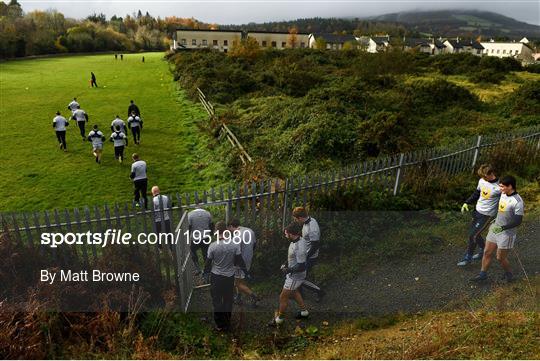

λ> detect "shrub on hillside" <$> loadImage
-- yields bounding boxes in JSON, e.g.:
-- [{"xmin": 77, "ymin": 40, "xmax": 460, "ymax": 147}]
[{"xmin": 505, "ymin": 80, "xmax": 540, "ymax": 117}]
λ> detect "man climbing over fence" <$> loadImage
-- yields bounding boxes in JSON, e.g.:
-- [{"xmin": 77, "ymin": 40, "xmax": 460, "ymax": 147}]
[
  {"xmin": 203, "ymin": 221, "xmax": 248, "ymax": 332},
  {"xmin": 188, "ymin": 206, "xmax": 213, "ymax": 275}
]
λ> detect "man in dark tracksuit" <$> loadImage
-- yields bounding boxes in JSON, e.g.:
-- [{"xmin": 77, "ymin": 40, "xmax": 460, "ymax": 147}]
[
  {"xmin": 128, "ymin": 100, "xmax": 140, "ymax": 117},
  {"xmin": 203, "ymin": 221, "xmax": 248, "ymax": 332},
  {"xmin": 91, "ymin": 72, "xmax": 97, "ymax": 87},
  {"xmin": 130, "ymin": 153, "xmax": 148, "ymax": 208}
]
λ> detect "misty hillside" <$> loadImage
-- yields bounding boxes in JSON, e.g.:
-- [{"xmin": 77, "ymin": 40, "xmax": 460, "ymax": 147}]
[
  {"xmin": 221, "ymin": 10, "xmax": 539, "ymax": 40},
  {"xmin": 371, "ymin": 10, "xmax": 540, "ymax": 38}
]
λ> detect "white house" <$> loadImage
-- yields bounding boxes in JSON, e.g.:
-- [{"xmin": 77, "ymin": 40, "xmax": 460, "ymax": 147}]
[
  {"xmin": 443, "ymin": 38, "xmax": 484, "ymax": 56},
  {"xmin": 367, "ymin": 36, "xmax": 390, "ymax": 53},
  {"xmin": 247, "ymin": 31, "xmax": 310, "ymax": 49},
  {"xmin": 480, "ymin": 39, "xmax": 534, "ymax": 62},
  {"xmin": 173, "ymin": 28, "xmax": 242, "ymax": 53}
]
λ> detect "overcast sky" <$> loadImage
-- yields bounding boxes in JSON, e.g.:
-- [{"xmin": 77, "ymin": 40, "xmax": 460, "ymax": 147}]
[{"xmin": 18, "ymin": 0, "xmax": 540, "ymax": 25}]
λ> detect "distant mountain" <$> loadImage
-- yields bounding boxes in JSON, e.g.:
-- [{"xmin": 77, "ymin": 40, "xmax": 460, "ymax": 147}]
[{"xmin": 370, "ymin": 10, "xmax": 540, "ymax": 39}]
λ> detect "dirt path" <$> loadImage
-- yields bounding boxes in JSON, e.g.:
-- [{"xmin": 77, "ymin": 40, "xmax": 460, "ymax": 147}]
[{"xmin": 189, "ymin": 220, "xmax": 539, "ymax": 331}]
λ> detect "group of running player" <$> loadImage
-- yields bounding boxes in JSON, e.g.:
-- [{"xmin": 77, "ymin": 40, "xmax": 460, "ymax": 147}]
[
  {"xmin": 183, "ymin": 205, "xmax": 325, "ymax": 331},
  {"xmin": 458, "ymin": 164, "xmax": 525, "ymax": 283},
  {"xmin": 52, "ymin": 98, "xmax": 144, "ymax": 164}
]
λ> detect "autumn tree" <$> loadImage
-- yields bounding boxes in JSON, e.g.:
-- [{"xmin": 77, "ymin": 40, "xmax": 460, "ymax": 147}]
[{"xmin": 288, "ymin": 26, "xmax": 298, "ymax": 48}]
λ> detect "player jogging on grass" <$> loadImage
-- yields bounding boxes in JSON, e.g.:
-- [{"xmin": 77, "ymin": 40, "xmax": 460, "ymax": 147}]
[
  {"xmin": 67, "ymin": 98, "xmax": 79, "ymax": 115},
  {"xmin": 228, "ymin": 218, "xmax": 261, "ymax": 307},
  {"xmin": 87, "ymin": 125, "xmax": 105, "ymax": 163},
  {"xmin": 72, "ymin": 105, "xmax": 89, "ymax": 141},
  {"xmin": 110, "ymin": 125, "xmax": 128, "ymax": 163},
  {"xmin": 471, "ymin": 175, "xmax": 524, "ymax": 283},
  {"xmin": 53, "ymin": 111, "xmax": 68, "ymax": 152},
  {"xmin": 203, "ymin": 221, "xmax": 248, "ymax": 332},
  {"xmin": 188, "ymin": 207, "xmax": 213, "ymax": 275},
  {"xmin": 457, "ymin": 164, "xmax": 501, "ymax": 266},
  {"xmin": 268, "ymin": 222, "xmax": 310, "ymax": 327},
  {"xmin": 130, "ymin": 153, "xmax": 148, "ymax": 208},
  {"xmin": 111, "ymin": 115, "xmax": 127, "ymax": 133},
  {"xmin": 293, "ymin": 207, "xmax": 325, "ymax": 302},
  {"xmin": 128, "ymin": 100, "xmax": 140, "ymax": 117},
  {"xmin": 127, "ymin": 111, "xmax": 143, "ymax": 144}
]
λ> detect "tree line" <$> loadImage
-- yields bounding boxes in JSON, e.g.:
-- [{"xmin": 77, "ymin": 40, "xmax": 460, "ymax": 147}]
[{"xmin": 0, "ymin": 0, "xmax": 214, "ymax": 58}]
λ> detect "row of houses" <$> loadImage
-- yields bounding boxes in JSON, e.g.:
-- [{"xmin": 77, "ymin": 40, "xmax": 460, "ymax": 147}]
[{"xmin": 172, "ymin": 29, "xmax": 537, "ymax": 62}]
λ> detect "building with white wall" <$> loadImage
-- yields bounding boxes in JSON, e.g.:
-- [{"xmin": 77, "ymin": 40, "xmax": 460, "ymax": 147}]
[
  {"xmin": 173, "ymin": 29, "xmax": 242, "ymax": 53},
  {"xmin": 480, "ymin": 39, "xmax": 534, "ymax": 62},
  {"xmin": 443, "ymin": 38, "xmax": 484, "ymax": 56},
  {"xmin": 247, "ymin": 31, "xmax": 310, "ymax": 49}
]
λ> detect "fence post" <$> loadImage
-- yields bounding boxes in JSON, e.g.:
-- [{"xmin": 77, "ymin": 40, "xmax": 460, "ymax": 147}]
[
  {"xmin": 393, "ymin": 153, "xmax": 405, "ymax": 196},
  {"xmin": 471, "ymin": 135, "xmax": 482, "ymax": 171},
  {"xmin": 282, "ymin": 179, "xmax": 289, "ymax": 230}
]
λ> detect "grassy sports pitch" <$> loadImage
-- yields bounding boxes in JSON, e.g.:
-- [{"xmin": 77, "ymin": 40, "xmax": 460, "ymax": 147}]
[{"xmin": 0, "ymin": 52, "xmax": 230, "ymax": 211}]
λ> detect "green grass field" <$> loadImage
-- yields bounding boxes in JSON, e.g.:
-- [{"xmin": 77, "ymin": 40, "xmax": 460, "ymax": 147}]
[{"xmin": 0, "ymin": 52, "xmax": 231, "ymax": 211}]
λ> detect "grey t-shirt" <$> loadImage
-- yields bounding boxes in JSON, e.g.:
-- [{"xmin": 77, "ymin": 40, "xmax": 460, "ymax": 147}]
[
  {"xmin": 207, "ymin": 239, "xmax": 241, "ymax": 277},
  {"xmin": 302, "ymin": 217, "xmax": 320, "ymax": 259},
  {"xmin": 287, "ymin": 236, "xmax": 307, "ymax": 280},
  {"xmin": 88, "ymin": 130, "xmax": 104, "ymax": 147},
  {"xmin": 53, "ymin": 116, "xmax": 68, "ymax": 131},
  {"xmin": 188, "ymin": 208, "xmax": 212, "ymax": 237},
  {"xmin": 495, "ymin": 192, "xmax": 525, "ymax": 236},
  {"xmin": 237, "ymin": 226, "xmax": 256, "ymax": 271},
  {"xmin": 152, "ymin": 194, "xmax": 171, "ymax": 222},
  {"xmin": 72, "ymin": 109, "xmax": 87, "ymax": 122},
  {"xmin": 475, "ymin": 178, "xmax": 502, "ymax": 217},
  {"xmin": 111, "ymin": 118, "xmax": 126, "ymax": 132},
  {"xmin": 131, "ymin": 160, "xmax": 147, "ymax": 180}
]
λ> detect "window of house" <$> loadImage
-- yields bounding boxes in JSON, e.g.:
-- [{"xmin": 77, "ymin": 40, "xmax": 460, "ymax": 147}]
[
  {"xmin": 497, "ymin": 49, "xmax": 500, "ymax": 54},
  {"xmin": 271, "ymin": 41, "xmax": 277, "ymax": 47},
  {"xmin": 477, "ymin": 49, "xmax": 481, "ymax": 54},
  {"xmin": 202, "ymin": 39, "xmax": 207, "ymax": 46},
  {"xmin": 300, "ymin": 42, "xmax": 305, "ymax": 48},
  {"xmin": 282, "ymin": 41, "xmax": 286, "ymax": 48},
  {"xmin": 503, "ymin": 49, "xmax": 506, "ymax": 54},
  {"xmin": 192, "ymin": 39, "xmax": 196, "ymax": 46},
  {"xmin": 224, "ymin": 40, "xmax": 228, "ymax": 46},
  {"xmin": 181, "ymin": 39, "xmax": 186, "ymax": 45},
  {"xmin": 491, "ymin": 49, "xmax": 494, "ymax": 53},
  {"xmin": 213, "ymin": 40, "xmax": 218, "ymax": 46},
  {"xmin": 223, "ymin": 49, "xmax": 228, "ymax": 53},
  {"xmin": 262, "ymin": 40, "xmax": 267, "ymax": 47}
]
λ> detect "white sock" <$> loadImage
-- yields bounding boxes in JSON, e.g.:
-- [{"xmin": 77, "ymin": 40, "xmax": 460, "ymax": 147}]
[
  {"xmin": 275, "ymin": 316, "xmax": 284, "ymax": 324},
  {"xmin": 300, "ymin": 309, "xmax": 309, "ymax": 317}
]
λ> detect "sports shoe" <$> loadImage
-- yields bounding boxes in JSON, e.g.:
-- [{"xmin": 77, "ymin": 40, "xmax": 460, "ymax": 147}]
[
  {"xmin": 268, "ymin": 317, "xmax": 283, "ymax": 327},
  {"xmin": 470, "ymin": 272, "xmax": 488, "ymax": 282},
  {"xmin": 472, "ymin": 250, "xmax": 484, "ymax": 261},
  {"xmin": 503, "ymin": 272, "xmax": 514, "ymax": 283},
  {"xmin": 316, "ymin": 290, "xmax": 326, "ymax": 303},
  {"xmin": 457, "ymin": 256, "xmax": 472, "ymax": 266},
  {"xmin": 295, "ymin": 310, "xmax": 309, "ymax": 319}
]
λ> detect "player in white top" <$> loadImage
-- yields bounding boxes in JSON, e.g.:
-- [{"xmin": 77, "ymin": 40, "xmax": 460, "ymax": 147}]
[
  {"xmin": 458, "ymin": 164, "xmax": 501, "ymax": 266},
  {"xmin": 269, "ymin": 222, "xmax": 310, "ymax": 327},
  {"xmin": 127, "ymin": 111, "xmax": 143, "ymax": 144},
  {"xmin": 471, "ymin": 175, "xmax": 524, "ymax": 283},
  {"xmin": 111, "ymin": 115, "xmax": 127, "ymax": 133},
  {"xmin": 67, "ymin": 97, "xmax": 79, "ymax": 114},
  {"xmin": 130, "ymin": 153, "xmax": 148, "ymax": 208},
  {"xmin": 87, "ymin": 124, "xmax": 105, "ymax": 164},
  {"xmin": 71, "ymin": 105, "xmax": 89, "ymax": 141},
  {"xmin": 110, "ymin": 125, "xmax": 128, "ymax": 163},
  {"xmin": 53, "ymin": 111, "xmax": 69, "ymax": 152}
]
